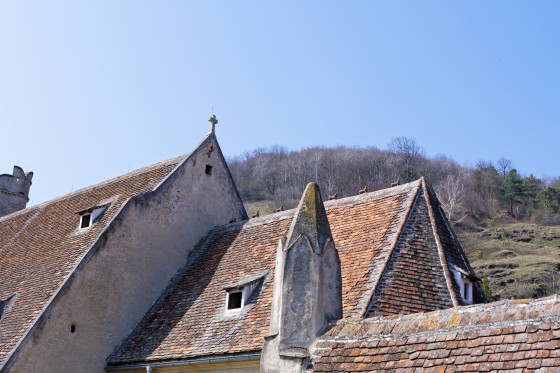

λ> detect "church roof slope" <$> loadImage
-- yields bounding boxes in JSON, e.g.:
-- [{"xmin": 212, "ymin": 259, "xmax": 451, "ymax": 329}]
[
  {"xmin": 109, "ymin": 179, "xmax": 476, "ymax": 366},
  {"xmin": 0, "ymin": 153, "xmax": 187, "ymax": 366},
  {"xmin": 311, "ymin": 295, "xmax": 560, "ymax": 372}
]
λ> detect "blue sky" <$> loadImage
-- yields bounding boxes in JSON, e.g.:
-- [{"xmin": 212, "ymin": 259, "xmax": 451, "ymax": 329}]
[{"xmin": 1, "ymin": 1, "xmax": 559, "ymax": 205}]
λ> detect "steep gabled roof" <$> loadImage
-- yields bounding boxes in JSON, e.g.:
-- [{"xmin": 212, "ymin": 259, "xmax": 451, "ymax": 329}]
[
  {"xmin": 311, "ymin": 295, "xmax": 560, "ymax": 372},
  {"xmin": 0, "ymin": 151, "xmax": 190, "ymax": 367},
  {"xmin": 108, "ymin": 178, "xmax": 478, "ymax": 366}
]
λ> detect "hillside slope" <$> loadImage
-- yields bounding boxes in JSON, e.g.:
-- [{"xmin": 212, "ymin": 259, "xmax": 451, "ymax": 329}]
[{"xmin": 459, "ymin": 223, "xmax": 560, "ymax": 300}]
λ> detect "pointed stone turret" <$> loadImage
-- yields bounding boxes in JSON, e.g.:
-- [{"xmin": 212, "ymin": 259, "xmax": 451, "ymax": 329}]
[{"xmin": 261, "ymin": 183, "xmax": 342, "ymax": 373}]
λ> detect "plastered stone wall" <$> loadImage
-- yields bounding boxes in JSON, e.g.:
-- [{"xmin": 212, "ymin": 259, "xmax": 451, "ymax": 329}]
[
  {"xmin": 5, "ymin": 135, "xmax": 247, "ymax": 373},
  {"xmin": 261, "ymin": 183, "xmax": 342, "ymax": 373}
]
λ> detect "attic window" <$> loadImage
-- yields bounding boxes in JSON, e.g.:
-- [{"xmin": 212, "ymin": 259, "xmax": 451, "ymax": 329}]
[
  {"xmin": 205, "ymin": 165, "xmax": 213, "ymax": 175},
  {"xmin": 227, "ymin": 291, "xmax": 243, "ymax": 310},
  {"xmin": 0, "ymin": 294, "xmax": 16, "ymax": 320},
  {"xmin": 80, "ymin": 213, "xmax": 91, "ymax": 229},
  {"xmin": 225, "ymin": 282, "xmax": 258, "ymax": 312},
  {"xmin": 0, "ymin": 300, "xmax": 6, "ymax": 320},
  {"xmin": 463, "ymin": 282, "xmax": 472, "ymax": 301},
  {"xmin": 224, "ymin": 275, "xmax": 264, "ymax": 312},
  {"xmin": 451, "ymin": 268, "xmax": 473, "ymax": 304},
  {"xmin": 78, "ymin": 206, "xmax": 107, "ymax": 230}
]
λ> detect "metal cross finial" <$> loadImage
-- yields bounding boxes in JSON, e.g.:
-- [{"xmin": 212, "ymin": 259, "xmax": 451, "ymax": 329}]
[{"xmin": 208, "ymin": 114, "xmax": 218, "ymax": 133}]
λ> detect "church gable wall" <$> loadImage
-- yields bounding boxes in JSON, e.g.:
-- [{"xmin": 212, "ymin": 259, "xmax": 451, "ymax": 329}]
[{"xmin": 5, "ymin": 134, "xmax": 247, "ymax": 373}]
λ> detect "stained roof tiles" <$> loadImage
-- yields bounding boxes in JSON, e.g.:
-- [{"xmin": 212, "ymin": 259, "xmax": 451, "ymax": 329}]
[
  {"xmin": 109, "ymin": 179, "xmax": 474, "ymax": 365},
  {"xmin": 0, "ymin": 155, "xmax": 185, "ymax": 366},
  {"xmin": 311, "ymin": 295, "xmax": 560, "ymax": 372}
]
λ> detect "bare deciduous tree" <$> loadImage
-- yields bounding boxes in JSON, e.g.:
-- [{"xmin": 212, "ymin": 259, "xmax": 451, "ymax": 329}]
[
  {"xmin": 437, "ymin": 174, "xmax": 468, "ymax": 225},
  {"xmin": 497, "ymin": 157, "xmax": 513, "ymax": 180},
  {"xmin": 387, "ymin": 137, "xmax": 426, "ymax": 182}
]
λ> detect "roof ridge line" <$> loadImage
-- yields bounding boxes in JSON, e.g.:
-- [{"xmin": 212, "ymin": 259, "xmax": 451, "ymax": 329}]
[
  {"xmin": 218, "ymin": 180, "xmax": 423, "ymax": 230},
  {"xmin": 360, "ymin": 179, "xmax": 422, "ymax": 318},
  {"xmin": 323, "ymin": 294, "xmax": 560, "ymax": 339},
  {"xmin": 421, "ymin": 177, "xmax": 460, "ymax": 307},
  {"xmin": 0, "ymin": 153, "xmax": 189, "ymax": 224},
  {"xmin": 323, "ymin": 179, "xmax": 421, "ymax": 209}
]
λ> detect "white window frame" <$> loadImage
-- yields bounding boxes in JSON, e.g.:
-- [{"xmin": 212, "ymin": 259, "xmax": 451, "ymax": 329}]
[
  {"xmin": 78, "ymin": 207, "xmax": 107, "ymax": 230},
  {"xmin": 452, "ymin": 268, "xmax": 473, "ymax": 304},
  {"xmin": 225, "ymin": 281, "xmax": 258, "ymax": 313},
  {"xmin": 79, "ymin": 213, "xmax": 92, "ymax": 229}
]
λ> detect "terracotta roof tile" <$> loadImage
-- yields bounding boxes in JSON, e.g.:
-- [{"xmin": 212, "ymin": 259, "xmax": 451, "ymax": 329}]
[
  {"xmin": 0, "ymin": 155, "xmax": 185, "ymax": 366},
  {"xmin": 365, "ymin": 187, "xmax": 454, "ymax": 316},
  {"xmin": 311, "ymin": 295, "xmax": 560, "ymax": 372},
  {"xmin": 109, "ymin": 181, "xmax": 445, "ymax": 365}
]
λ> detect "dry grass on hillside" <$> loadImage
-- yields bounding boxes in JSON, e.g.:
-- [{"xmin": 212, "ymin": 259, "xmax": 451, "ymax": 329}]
[{"xmin": 459, "ymin": 223, "xmax": 560, "ymax": 300}]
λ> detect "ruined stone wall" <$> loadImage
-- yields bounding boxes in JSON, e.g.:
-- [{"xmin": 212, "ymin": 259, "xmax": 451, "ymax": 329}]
[
  {"xmin": 0, "ymin": 166, "xmax": 32, "ymax": 217},
  {"xmin": 6, "ymin": 135, "xmax": 247, "ymax": 373}
]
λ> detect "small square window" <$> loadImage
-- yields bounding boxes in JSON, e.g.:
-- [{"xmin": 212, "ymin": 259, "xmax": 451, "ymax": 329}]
[
  {"xmin": 78, "ymin": 206, "xmax": 107, "ymax": 230},
  {"xmin": 80, "ymin": 214, "xmax": 91, "ymax": 229},
  {"xmin": 205, "ymin": 165, "xmax": 213, "ymax": 175},
  {"xmin": 227, "ymin": 291, "xmax": 243, "ymax": 310},
  {"xmin": 224, "ymin": 279, "xmax": 260, "ymax": 312}
]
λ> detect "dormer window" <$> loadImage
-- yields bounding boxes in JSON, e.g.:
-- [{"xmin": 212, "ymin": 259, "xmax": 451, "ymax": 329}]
[
  {"xmin": 226, "ymin": 291, "xmax": 243, "ymax": 310},
  {"xmin": 0, "ymin": 294, "xmax": 16, "ymax": 320},
  {"xmin": 451, "ymin": 267, "xmax": 474, "ymax": 304},
  {"xmin": 463, "ymin": 281, "xmax": 472, "ymax": 301},
  {"xmin": 80, "ymin": 213, "xmax": 92, "ymax": 229},
  {"xmin": 223, "ymin": 274, "xmax": 265, "ymax": 313},
  {"xmin": 77, "ymin": 206, "xmax": 107, "ymax": 230}
]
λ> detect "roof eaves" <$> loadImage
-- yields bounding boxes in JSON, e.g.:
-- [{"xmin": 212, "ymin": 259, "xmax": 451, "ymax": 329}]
[
  {"xmin": 106, "ymin": 351, "xmax": 262, "ymax": 371},
  {"xmin": 421, "ymin": 177, "xmax": 460, "ymax": 307}
]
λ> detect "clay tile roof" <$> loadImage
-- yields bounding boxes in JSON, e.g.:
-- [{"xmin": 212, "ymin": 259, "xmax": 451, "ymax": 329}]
[
  {"xmin": 0, "ymin": 154, "xmax": 187, "ymax": 366},
  {"xmin": 108, "ymin": 181, "xmax": 423, "ymax": 365},
  {"xmin": 311, "ymin": 295, "xmax": 560, "ymax": 372}
]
